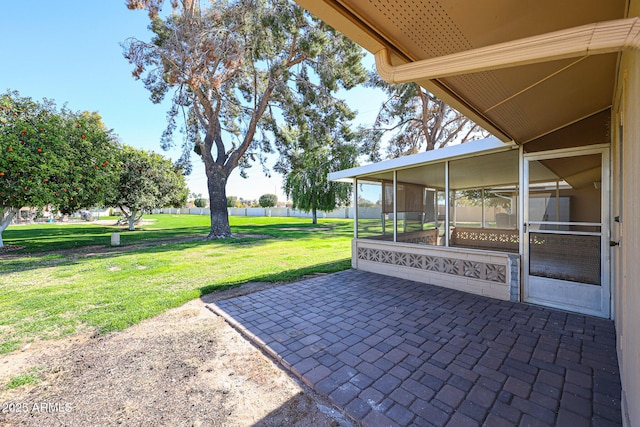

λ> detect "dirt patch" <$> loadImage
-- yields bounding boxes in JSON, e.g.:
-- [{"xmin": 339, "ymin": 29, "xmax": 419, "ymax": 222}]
[
  {"xmin": 0, "ymin": 245, "xmax": 26, "ymax": 255},
  {"xmin": 90, "ymin": 219, "xmax": 157, "ymax": 227},
  {"xmin": 0, "ymin": 283, "xmax": 350, "ymax": 426}
]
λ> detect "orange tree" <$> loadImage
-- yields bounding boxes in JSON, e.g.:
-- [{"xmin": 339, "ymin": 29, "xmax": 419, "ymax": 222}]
[
  {"xmin": 0, "ymin": 91, "xmax": 119, "ymax": 247},
  {"xmin": 106, "ymin": 145, "xmax": 188, "ymax": 231}
]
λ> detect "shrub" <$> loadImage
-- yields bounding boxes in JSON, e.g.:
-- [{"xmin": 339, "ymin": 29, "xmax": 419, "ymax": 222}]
[
  {"xmin": 259, "ymin": 194, "xmax": 278, "ymax": 208},
  {"xmin": 226, "ymin": 196, "xmax": 238, "ymax": 207}
]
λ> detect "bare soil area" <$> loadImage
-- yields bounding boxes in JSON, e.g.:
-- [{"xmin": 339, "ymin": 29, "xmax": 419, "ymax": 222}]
[{"xmin": 0, "ymin": 283, "xmax": 350, "ymax": 427}]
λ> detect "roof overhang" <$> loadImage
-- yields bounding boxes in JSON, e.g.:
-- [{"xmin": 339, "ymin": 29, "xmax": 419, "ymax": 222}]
[
  {"xmin": 374, "ymin": 18, "xmax": 640, "ymax": 83},
  {"xmin": 296, "ymin": 1, "xmax": 629, "ymax": 146}
]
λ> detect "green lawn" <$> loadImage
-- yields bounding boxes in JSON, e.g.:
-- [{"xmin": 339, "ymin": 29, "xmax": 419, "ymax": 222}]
[
  {"xmin": 0, "ymin": 215, "xmax": 353, "ymax": 354},
  {"xmin": 3, "ymin": 215, "xmax": 212, "ymax": 253}
]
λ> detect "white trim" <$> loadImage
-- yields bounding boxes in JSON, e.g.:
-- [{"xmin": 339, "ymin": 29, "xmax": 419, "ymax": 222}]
[
  {"xmin": 519, "ymin": 145, "xmax": 525, "ymax": 261},
  {"xmin": 522, "ymin": 143, "xmax": 610, "ymax": 160},
  {"xmin": 529, "ymin": 221, "xmax": 602, "ymax": 227},
  {"xmin": 353, "ymin": 177, "xmax": 358, "ymax": 238},
  {"xmin": 444, "ymin": 161, "xmax": 450, "ymax": 247},
  {"xmin": 375, "ymin": 18, "xmax": 640, "ymax": 84},
  {"xmin": 393, "ymin": 170, "xmax": 397, "ymax": 242},
  {"xmin": 523, "ymin": 146, "xmax": 611, "ymax": 318},
  {"xmin": 602, "ymin": 148, "xmax": 611, "ymax": 318},
  {"xmin": 531, "ymin": 230, "xmax": 602, "ymax": 237}
]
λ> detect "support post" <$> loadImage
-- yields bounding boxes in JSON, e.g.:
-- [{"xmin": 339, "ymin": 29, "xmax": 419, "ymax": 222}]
[
  {"xmin": 445, "ymin": 162, "xmax": 450, "ymax": 247},
  {"xmin": 393, "ymin": 171, "xmax": 398, "ymax": 242}
]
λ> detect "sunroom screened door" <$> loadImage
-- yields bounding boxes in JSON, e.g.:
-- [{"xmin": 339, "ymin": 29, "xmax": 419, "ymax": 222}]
[{"xmin": 523, "ymin": 147, "xmax": 610, "ymax": 317}]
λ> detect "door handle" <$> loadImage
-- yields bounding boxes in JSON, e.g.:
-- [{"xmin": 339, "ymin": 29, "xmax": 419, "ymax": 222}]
[{"xmin": 610, "ymin": 240, "xmax": 620, "ymax": 247}]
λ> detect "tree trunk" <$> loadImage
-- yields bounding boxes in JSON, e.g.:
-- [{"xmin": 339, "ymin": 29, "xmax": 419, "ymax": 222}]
[
  {"xmin": 311, "ymin": 180, "xmax": 318, "ymax": 225},
  {"xmin": 0, "ymin": 208, "xmax": 18, "ymax": 248},
  {"xmin": 128, "ymin": 212, "xmax": 137, "ymax": 231},
  {"xmin": 206, "ymin": 165, "xmax": 231, "ymax": 238}
]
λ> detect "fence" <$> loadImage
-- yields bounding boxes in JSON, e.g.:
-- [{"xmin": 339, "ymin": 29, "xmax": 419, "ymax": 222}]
[
  {"xmin": 12, "ymin": 205, "xmax": 506, "ymax": 223},
  {"xmin": 151, "ymin": 207, "xmax": 357, "ymax": 219},
  {"xmin": 150, "ymin": 206, "xmax": 494, "ymax": 221}
]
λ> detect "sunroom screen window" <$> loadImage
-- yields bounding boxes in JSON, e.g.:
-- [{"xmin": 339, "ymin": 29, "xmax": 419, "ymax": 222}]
[
  {"xmin": 448, "ymin": 150, "xmax": 519, "ymax": 252},
  {"xmin": 395, "ymin": 162, "xmax": 445, "ymax": 246},
  {"xmin": 356, "ymin": 180, "xmax": 385, "ymax": 238}
]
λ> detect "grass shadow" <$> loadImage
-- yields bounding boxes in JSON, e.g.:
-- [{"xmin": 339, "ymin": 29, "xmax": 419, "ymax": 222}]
[
  {"xmin": 198, "ymin": 258, "xmax": 352, "ymax": 296},
  {"xmin": 0, "ymin": 234, "xmax": 278, "ymax": 275}
]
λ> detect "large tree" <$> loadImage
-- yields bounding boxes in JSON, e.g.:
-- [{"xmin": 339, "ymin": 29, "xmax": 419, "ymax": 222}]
[
  {"xmin": 0, "ymin": 91, "xmax": 118, "ymax": 247},
  {"xmin": 107, "ymin": 145, "xmax": 188, "ymax": 230},
  {"xmin": 274, "ymin": 87, "xmax": 358, "ymax": 224},
  {"xmin": 124, "ymin": 0, "xmax": 366, "ymax": 238},
  {"xmin": 360, "ymin": 72, "xmax": 488, "ymax": 160},
  {"xmin": 277, "ymin": 131, "xmax": 357, "ymax": 224}
]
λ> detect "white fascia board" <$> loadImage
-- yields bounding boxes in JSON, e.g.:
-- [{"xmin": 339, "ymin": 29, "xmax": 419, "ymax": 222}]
[
  {"xmin": 329, "ymin": 137, "xmax": 515, "ymax": 182},
  {"xmin": 375, "ymin": 17, "xmax": 640, "ymax": 84}
]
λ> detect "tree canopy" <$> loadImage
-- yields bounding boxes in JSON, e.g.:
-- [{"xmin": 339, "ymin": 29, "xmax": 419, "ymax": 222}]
[
  {"xmin": 194, "ymin": 197, "xmax": 207, "ymax": 208},
  {"xmin": 359, "ymin": 73, "xmax": 488, "ymax": 161},
  {"xmin": 0, "ymin": 91, "xmax": 118, "ymax": 247},
  {"xmin": 275, "ymin": 122, "xmax": 357, "ymax": 224},
  {"xmin": 106, "ymin": 145, "xmax": 188, "ymax": 230},
  {"xmin": 258, "ymin": 193, "xmax": 277, "ymax": 208},
  {"xmin": 124, "ymin": 0, "xmax": 366, "ymax": 238}
]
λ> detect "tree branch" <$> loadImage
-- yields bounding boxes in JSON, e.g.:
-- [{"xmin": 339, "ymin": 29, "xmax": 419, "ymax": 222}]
[{"xmin": 224, "ymin": 79, "xmax": 276, "ymax": 175}]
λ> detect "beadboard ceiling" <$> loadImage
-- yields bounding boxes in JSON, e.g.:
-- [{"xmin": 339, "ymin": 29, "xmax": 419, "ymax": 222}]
[{"xmin": 295, "ymin": 0, "xmax": 627, "ymax": 145}]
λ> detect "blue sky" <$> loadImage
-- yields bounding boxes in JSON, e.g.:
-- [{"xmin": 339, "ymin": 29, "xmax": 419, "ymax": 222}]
[{"xmin": 1, "ymin": 0, "xmax": 384, "ymax": 201}]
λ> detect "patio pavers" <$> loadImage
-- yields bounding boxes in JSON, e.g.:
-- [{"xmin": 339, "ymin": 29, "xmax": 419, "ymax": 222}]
[{"xmin": 208, "ymin": 270, "xmax": 622, "ymax": 426}]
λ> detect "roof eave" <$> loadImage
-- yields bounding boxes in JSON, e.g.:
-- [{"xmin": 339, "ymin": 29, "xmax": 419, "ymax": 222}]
[{"xmin": 294, "ymin": 0, "xmax": 513, "ymax": 142}]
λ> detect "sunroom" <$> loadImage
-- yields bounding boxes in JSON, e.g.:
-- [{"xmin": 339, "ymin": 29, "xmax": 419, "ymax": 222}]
[{"xmin": 329, "ymin": 134, "xmax": 608, "ymax": 319}]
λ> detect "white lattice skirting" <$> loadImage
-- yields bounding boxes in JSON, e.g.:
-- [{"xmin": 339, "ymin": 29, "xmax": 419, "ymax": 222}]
[{"xmin": 353, "ymin": 239, "xmax": 517, "ymax": 301}]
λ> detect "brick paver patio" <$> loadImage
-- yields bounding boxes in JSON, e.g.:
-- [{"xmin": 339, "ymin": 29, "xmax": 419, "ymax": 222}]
[{"xmin": 209, "ymin": 269, "xmax": 622, "ymax": 426}]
